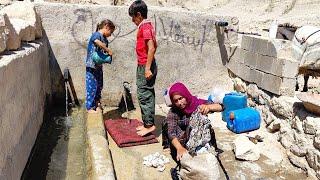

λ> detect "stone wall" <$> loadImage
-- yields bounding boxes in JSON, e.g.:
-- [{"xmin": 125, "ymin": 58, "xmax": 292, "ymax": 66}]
[
  {"xmin": 35, "ymin": 2, "xmax": 237, "ymax": 106},
  {"xmin": 232, "ymin": 77, "xmax": 320, "ymax": 178},
  {"xmin": 0, "ymin": 38, "xmax": 51, "ymax": 180},
  {"xmin": 227, "ymin": 35, "xmax": 299, "ymax": 96}
]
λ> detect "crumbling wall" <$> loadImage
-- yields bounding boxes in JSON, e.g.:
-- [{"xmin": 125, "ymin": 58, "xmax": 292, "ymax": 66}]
[{"xmin": 35, "ymin": 2, "xmax": 238, "ymax": 105}]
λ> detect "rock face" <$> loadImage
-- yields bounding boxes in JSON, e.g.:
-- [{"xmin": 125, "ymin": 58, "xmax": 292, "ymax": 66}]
[
  {"xmin": 0, "ymin": 13, "xmax": 7, "ymax": 53},
  {"xmin": 234, "ymin": 135, "xmax": 260, "ymax": 161},
  {"xmin": 297, "ymin": 93, "xmax": 320, "ymax": 115},
  {"xmin": 0, "ymin": 13, "xmax": 20, "ymax": 50},
  {"xmin": 1, "ymin": 1, "xmax": 42, "ymax": 40}
]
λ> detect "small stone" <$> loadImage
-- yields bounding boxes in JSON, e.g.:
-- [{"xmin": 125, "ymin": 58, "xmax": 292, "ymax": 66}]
[
  {"xmin": 303, "ymin": 116, "xmax": 320, "ymax": 135},
  {"xmin": 234, "ymin": 135, "xmax": 260, "ymax": 161},
  {"xmin": 297, "ymin": 93, "xmax": 320, "ymax": 115}
]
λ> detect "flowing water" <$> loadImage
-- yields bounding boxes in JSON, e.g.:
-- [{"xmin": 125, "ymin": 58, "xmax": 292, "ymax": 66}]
[{"xmin": 21, "ymin": 106, "xmax": 87, "ymax": 180}]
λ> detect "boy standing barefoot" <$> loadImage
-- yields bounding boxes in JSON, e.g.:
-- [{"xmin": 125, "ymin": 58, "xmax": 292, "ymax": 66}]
[{"xmin": 129, "ymin": 0, "xmax": 158, "ymax": 136}]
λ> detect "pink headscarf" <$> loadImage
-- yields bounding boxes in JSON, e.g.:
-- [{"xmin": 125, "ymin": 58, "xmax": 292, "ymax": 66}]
[{"xmin": 169, "ymin": 82, "xmax": 207, "ymax": 115}]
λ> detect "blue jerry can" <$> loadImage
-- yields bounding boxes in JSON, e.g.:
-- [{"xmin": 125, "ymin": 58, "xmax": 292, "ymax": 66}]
[
  {"xmin": 222, "ymin": 92, "xmax": 247, "ymax": 121},
  {"xmin": 226, "ymin": 107, "xmax": 261, "ymax": 134}
]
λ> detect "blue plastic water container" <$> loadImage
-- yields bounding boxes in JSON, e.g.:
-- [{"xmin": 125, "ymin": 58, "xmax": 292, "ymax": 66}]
[
  {"xmin": 226, "ymin": 107, "xmax": 261, "ymax": 134},
  {"xmin": 222, "ymin": 92, "xmax": 247, "ymax": 121}
]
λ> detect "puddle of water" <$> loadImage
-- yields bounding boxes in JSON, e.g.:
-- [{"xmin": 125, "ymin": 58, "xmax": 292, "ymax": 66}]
[{"xmin": 21, "ymin": 107, "xmax": 87, "ymax": 180}]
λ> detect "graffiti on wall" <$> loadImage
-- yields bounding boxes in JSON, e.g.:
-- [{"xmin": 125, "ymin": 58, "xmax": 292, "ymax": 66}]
[{"xmin": 71, "ymin": 9, "xmax": 216, "ymax": 52}]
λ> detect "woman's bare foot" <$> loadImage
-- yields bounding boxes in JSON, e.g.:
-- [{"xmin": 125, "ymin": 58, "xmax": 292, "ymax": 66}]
[{"xmin": 137, "ymin": 125, "xmax": 156, "ymax": 136}]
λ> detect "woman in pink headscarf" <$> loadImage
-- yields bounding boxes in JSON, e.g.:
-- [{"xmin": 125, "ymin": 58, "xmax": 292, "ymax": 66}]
[{"xmin": 164, "ymin": 82, "xmax": 223, "ymax": 162}]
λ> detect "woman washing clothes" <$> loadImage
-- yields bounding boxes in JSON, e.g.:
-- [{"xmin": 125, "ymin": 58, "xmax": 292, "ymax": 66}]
[{"xmin": 163, "ymin": 82, "xmax": 223, "ymax": 162}]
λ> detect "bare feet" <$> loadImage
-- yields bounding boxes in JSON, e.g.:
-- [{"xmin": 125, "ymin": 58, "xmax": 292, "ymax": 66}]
[
  {"xmin": 87, "ymin": 108, "xmax": 97, "ymax": 113},
  {"xmin": 136, "ymin": 125, "xmax": 144, "ymax": 131},
  {"xmin": 137, "ymin": 125, "xmax": 156, "ymax": 136}
]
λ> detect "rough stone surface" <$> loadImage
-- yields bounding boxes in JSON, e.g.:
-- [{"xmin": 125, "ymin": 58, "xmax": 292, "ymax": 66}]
[
  {"xmin": 297, "ymin": 93, "xmax": 320, "ymax": 115},
  {"xmin": 303, "ymin": 116, "xmax": 320, "ymax": 135},
  {"xmin": 267, "ymin": 118, "xmax": 281, "ymax": 133},
  {"xmin": 233, "ymin": 77, "xmax": 246, "ymax": 93},
  {"xmin": 291, "ymin": 117, "xmax": 304, "ymax": 134},
  {"xmin": 0, "ymin": 39, "xmax": 51, "ymax": 180},
  {"xmin": 287, "ymin": 151, "xmax": 308, "ymax": 172},
  {"xmin": 314, "ymin": 131, "xmax": 320, "ymax": 151},
  {"xmin": 0, "ymin": 13, "xmax": 7, "ymax": 53},
  {"xmin": 306, "ymin": 149, "xmax": 320, "ymax": 178},
  {"xmin": 1, "ymin": 1, "xmax": 42, "ymax": 38},
  {"xmin": 10, "ymin": 18, "xmax": 35, "ymax": 42},
  {"xmin": 279, "ymin": 122, "xmax": 295, "ymax": 149},
  {"xmin": 233, "ymin": 135, "xmax": 260, "ymax": 161},
  {"xmin": 270, "ymin": 96, "xmax": 295, "ymax": 118},
  {"xmin": 35, "ymin": 2, "xmax": 237, "ymax": 105},
  {"xmin": 0, "ymin": 13, "xmax": 20, "ymax": 50}
]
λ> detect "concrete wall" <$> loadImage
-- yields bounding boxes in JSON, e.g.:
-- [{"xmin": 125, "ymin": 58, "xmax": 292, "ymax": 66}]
[
  {"xmin": 0, "ymin": 38, "xmax": 51, "ymax": 180},
  {"xmin": 35, "ymin": 2, "xmax": 237, "ymax": 106}
]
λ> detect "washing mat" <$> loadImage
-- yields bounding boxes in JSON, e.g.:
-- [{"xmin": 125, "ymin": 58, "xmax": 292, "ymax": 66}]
[{"xmin": 104, "ymin": 119, "xmax": 158, "ymax": 148}]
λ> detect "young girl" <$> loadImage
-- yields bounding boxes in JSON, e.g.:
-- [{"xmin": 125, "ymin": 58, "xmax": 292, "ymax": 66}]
[{"xmin": 85, "ymin": 19, "xmax": 115, "ymax": 113}]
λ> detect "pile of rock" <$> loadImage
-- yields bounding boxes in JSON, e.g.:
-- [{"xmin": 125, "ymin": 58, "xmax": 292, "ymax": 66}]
[
  {"xmin": 232, "ymin": 77, "xmax": 320, "ymax": 179},
  {"xmin": 0, "ymin": 1, "xmax": 43, "ymax": 54}
]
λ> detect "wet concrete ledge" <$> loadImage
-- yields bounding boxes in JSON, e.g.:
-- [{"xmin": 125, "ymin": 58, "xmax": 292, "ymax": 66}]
[{"xmin": 86, "ymin": 112, "xmax": 116, "ymax": 180}]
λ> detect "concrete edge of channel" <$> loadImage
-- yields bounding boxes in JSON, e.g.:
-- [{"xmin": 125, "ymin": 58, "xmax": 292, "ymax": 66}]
[{"xmin": 86, "ymin": 112, "xmax": 116, "ymax": 180}]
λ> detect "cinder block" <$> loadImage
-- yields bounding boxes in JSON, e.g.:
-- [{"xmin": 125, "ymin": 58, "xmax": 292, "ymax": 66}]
[
  {"xmin": 251, "ymin": 69, "xmax": 263, "ymax": 87},
  {"xmin": 280, "ymin": 78, "xmax": 296, "ymax": 96},
  {"xmin": 256, "ymin": 54, "xmax": 274, "ymax": 74},
  {"xmin": 243, "ymin": 50, "xmax": 257, "ymax": 68},
  {"xmin": 241, "ymin": 35, "xmax": 292, "ymax": 58},
  {"xmin": 228, "ymin": 45, "xmax": 244, "ymax": 64},
  {"xmin": 260, "ymin": 73, "xmax": 282, "ymax": 95}
]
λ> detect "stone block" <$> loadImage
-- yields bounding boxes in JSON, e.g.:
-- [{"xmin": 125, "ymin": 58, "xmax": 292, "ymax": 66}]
[
  {"xmin": 241, "ymin": 35, "xmax": 292, "ymax": 58},
  {"xmin": 279, "ymin": 77, "xmax": 296, "ymax": 97},
  {"xmin": 0, "ymin": 13, "xmax": 20, "ymax": 50},
  {"xmin": 10, "ymin": 18, "xmax": 35, "ymax": 42},
  {"xmin": 260, "ymin": 73, "xmax": 282, "ymax": 95},
  {"xmin": 1, "ymin": 1, "xmax": 42, "ymax": 39}
]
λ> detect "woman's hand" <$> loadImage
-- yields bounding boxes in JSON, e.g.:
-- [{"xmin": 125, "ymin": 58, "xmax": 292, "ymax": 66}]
[
  {"xmin": 105, "ymin": 48, "xmax": 112, "ymax": 56},
  {"xmin": 176, "ymin": 146, "xmax": 187, "ymax": 161},
  {"xmin": 199, "ymin": 103, "xmax": 223, "ymax": 115},
  {"xmin": 199, "ymin": 104, "xmax": 211, "ymax": 115}
]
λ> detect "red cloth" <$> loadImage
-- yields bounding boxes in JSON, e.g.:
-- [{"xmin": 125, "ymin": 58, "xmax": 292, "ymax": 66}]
[
  {"xmin": 136, "ymin": 20, "xmax": 157, "ymax": 65},
  {"xmin": 104, "ymin": 119, "xmax": 158, "ymax": 147}
]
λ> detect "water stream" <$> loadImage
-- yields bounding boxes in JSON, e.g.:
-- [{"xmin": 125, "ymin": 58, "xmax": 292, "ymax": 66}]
[{"xmin": 21, "ymin": 106, "xmax": 87, "ymax": 180}]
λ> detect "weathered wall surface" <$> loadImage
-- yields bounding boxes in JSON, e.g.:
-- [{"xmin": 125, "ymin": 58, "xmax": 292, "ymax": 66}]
[
  {"xmin": 0, "ymin": 38, "xmax": 51, "ymax": 180},
  {"xmin": 35, "ymin": 2, "xmax": 237, "ymax": 105}
]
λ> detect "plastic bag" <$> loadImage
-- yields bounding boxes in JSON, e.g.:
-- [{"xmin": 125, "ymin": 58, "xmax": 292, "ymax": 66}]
[{"xmin": 207, "ymin": 88, "xmax": 228, "ymax": 104}]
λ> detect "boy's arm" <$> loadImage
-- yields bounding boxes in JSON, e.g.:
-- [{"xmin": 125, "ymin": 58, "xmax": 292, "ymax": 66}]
[
  {"xmin": 145, "ymin": 39, "xmax": 156, "ymax": 80},
  {"xmin": 94, "ymin": 39, "xmax": 112, "ymax": 56}
]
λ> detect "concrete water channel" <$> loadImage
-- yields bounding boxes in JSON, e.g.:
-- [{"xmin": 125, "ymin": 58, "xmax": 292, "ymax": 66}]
[{"xmin": 22, "ymin": 106, "xmax": 87, "ymax": 180}]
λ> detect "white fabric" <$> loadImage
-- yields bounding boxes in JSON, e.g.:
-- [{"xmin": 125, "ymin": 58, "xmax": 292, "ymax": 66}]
[{"xmin": 292, "ymin": 25, "xmax": 320, "ymax": 70}]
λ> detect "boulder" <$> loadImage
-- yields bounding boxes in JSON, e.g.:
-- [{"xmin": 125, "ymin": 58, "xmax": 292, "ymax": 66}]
[
  {"xmin": 233, "ymin": 77, "xmax": 247, "ymax": 93},
  {"xmin": 0, "ymin": 13, "xmax": 20, "ymax": 50},
  {"xmin": 267, "ymin": 118, "xmax": 281, "ymax": 132},
  {"xmin": 303, "ymin": 116, "xmax": 320, "ymax": 135},
  {"xmin": 1, "ymin": 1, "xmax": 42, "ymax": 39},
  {"xmin": 297, "ymin": 93, "xmax": 320, "ymax": 116},
  {"xmin": 270, "ymin": 96, "xmax": 295, "ymax": 118},
  {"xmin": 233, "ymin": 135, "xmax": 260, "ymax": 161},
  {"xmin": 306, "ymin": 149, "xmax": 320, "ymax": 178}
]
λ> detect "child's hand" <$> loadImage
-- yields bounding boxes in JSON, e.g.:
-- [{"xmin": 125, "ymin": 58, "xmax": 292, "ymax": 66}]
[
  {"xmin": 145, "ymin": 69, "xmax": 153, "ymax": 80},
  {"xmin": 105, "ymin": 48, "xmax": 112, "ymax": 56}
]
